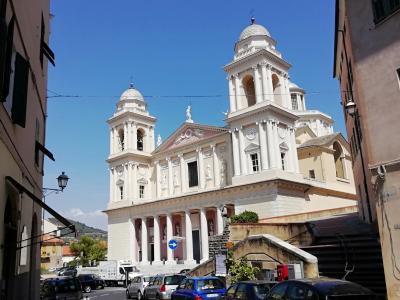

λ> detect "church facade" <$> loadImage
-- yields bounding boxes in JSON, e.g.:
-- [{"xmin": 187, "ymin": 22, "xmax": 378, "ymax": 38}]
[{"xmin": 104, "ymin": 19, "xmax": 356, "ymax": 271}]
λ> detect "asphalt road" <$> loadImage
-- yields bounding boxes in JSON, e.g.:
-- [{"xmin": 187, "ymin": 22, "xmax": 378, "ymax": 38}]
[{"xmin": 82, "ymin": 287, "xmax": 126, "ymax": 299}]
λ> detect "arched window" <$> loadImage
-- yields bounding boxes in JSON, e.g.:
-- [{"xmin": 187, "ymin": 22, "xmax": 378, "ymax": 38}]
[
  {"xmin": 118, "ymin": 128, "xmax": 125, "ymax": 151},
  {"xmin": 137, "ymin": 129, "xmax": 144, "ymax": 151},
  {"xmin": 242, "ymin": 75, "xmax": 256, "ymax": 107},
  {"xmin": 291, "ymin": 93, "xmax": 298, "ymax": 110},
  {"xmin": 333, "ymin": 142, "xmax": 345, "ymax": 178},
  {"xmin": 272, "ymin": 73, "xmax": 283, "ymax": 105}
]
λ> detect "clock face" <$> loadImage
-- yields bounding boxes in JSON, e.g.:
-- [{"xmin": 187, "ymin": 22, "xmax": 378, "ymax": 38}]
[{"xmin": 245, "ymin": 127, "xmax": 257, "ymax": 140}]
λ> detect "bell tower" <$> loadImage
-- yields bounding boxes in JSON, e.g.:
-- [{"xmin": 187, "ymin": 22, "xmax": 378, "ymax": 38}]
[
  {"xmin": 224, "ymin": 18, "xmax": 300, "ymax": 184},
  {"xmin": 107, "ymin": 83, "xmax": 156, "ymax": 205}
]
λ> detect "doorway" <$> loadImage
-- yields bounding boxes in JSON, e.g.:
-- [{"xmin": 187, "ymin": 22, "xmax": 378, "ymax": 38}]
[
  {"xmin": 192, "ymin": 230, "xmax": 201, "ymax": 263},
  {"xmin": 149, "ymin": 243, "xmax": 154, "ymax": 262}
]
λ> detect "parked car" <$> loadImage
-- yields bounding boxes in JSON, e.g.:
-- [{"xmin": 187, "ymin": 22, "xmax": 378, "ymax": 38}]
[
  {"xmin": 126, "ymin": 275, "xmax": 153, "ymax": 299},
  {"xmin": 77, "ymin": 274, "xmax": 105, "ymax": 293},
  {"xmin": 171, "ymin": 276, "xmax": 226, "ymax": 300},
  {"xmin": 225, "ymin": 280, "xmax": 277, "ymax": 300},
  {"xmin": 58, "ymin": 266, "xmax": 77, "ymax": 277},
  {"xmin": 40, "ymin": 276, "xmax": 83, "ymax": 300},
  {"xmin": 266, "ymin": 278, "xmax": 377, "ymax": 300},
  {"xmin": 144, "ymin": 274, "xmax": 186, "ymax": 299}
]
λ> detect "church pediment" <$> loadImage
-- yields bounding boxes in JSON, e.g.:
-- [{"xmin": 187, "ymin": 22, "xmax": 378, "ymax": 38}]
[
  {"xmin": 244, "ymin": 143, "xmax": 260, "ymax": 152},
  {"xmin": 153, "ymin": 123, "xmax": 228, "ymax": 154}
]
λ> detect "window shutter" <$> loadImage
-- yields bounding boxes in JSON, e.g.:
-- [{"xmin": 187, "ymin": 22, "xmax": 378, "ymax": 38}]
[
  {"xmin": 11, "ymin": 52, "xmax": 29, "ymax": 128},
  {"xmin": 2, "ymin": 17, "xmax": 14, "ymax": 101}
]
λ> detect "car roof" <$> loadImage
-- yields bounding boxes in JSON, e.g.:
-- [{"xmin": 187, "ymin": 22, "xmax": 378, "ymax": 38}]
[
  {"xmin": 282, "ymin": 278, "xmax": 374, "ymax": 295},
  {"xmin": 188, "ymin": 276, "xmax": 221, "ymax": 280},
  {"xmin": 238, "ymin": 280, "xmax": 278, "ymax": 285}
]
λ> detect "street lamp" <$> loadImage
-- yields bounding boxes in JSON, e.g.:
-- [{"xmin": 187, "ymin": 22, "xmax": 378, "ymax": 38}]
[
  {"xmin": 57, "ymin": 172, "xmax": 69, "ymax": 191},
  {"xmin": 344, "ymin": 101, "xmax": 372, "ymax": 223},
  {"xmin": 42, "ymin": 171, "xmax": 70, "ymax": 235}
]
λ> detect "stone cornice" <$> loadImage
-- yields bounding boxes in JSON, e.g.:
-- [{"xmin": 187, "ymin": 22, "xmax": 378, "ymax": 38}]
[
  {"xmin": 107, "ymin": 110, "xmax": 157, "ymax": 125},
  {"xmin": 224, "ymin": 48, "xmax": 292, "ymax": 73}
]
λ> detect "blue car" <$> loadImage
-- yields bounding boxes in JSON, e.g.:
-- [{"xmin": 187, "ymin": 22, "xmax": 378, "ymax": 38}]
[{"xmin": 171, "ymin": 276, "xmax": 226, "ymax": 300}]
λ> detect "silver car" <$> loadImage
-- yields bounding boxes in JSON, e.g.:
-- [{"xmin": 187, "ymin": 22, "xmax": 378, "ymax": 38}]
[
  {"xmin": 126, "ymin": 275, "xmax": 153, "ymax": 299},
  {"xmin": 143, "ymin": 274, "xmax": 186, "ymax": 300}
]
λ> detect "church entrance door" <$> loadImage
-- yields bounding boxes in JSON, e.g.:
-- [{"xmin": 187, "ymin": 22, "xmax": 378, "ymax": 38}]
[{"xmin": 192, "ymin": 230, "xmax": 200, "ymax": 263}]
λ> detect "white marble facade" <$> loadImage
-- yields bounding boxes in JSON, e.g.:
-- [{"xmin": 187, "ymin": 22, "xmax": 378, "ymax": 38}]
[{"xmin": 105, "ymin": 19, "xmax": 356, "ymax": 269}]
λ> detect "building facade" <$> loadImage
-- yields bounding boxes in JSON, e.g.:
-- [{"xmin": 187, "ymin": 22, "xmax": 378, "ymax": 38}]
[
  {"xmin": 105, "ymin": 19, "xmax": 357, "ymax": 274},
  {"xmin": 0, "ymin": 0, "xmax": 73, "ymax": 299},
  {"xmin": 334, "ymin": 1, "xmax": 400, "ymax": 299}
]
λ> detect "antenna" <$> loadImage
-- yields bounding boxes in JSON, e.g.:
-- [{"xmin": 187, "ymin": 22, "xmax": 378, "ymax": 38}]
[
  {"xmin": 129, "ymin": 76, "xmax": 134, "ymax": 88},
  {"xmin": 250, "ymin": 9, "xmax": 255, "ymax": 24}
]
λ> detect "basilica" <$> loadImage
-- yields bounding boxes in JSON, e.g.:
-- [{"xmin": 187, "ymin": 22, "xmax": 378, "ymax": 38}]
[{"xmin": 104, "ymin": 19, "xmax": 357, "ymax": 273}]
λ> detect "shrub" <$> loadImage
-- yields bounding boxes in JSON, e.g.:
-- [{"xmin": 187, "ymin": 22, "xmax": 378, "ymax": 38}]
[{"xmin": 230, "ymin": 211, "xmax": 259, "ymax": 224}]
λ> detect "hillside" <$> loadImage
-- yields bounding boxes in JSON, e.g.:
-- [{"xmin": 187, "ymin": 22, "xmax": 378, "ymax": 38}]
[{"xmin": 48, "ymin": 218, "xmax": 107, "ymax": 241}]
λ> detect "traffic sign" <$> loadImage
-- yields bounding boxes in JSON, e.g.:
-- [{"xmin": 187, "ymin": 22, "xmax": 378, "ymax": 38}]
[{"xmin": 168, "ymin": 239, "xmax": 178, "ymax": 250}]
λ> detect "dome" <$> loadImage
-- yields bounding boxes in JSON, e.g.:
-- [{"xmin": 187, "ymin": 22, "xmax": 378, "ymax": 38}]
[
  {"xmin": 239, "ymin": 18, "xmax": 271, "ymax": 41},
  {"xmin": 289, "ymin": 81, "xmax": 305, "ymax": 92},
  {"xmin": 120, "ymin": 84, "xmax": 144, "ymax": 102}
]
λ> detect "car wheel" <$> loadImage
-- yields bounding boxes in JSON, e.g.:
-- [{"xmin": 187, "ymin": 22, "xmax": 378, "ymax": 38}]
[
  {"xmin": 156, "ymin": 294, "xmax": 160, "ymax": 300},
  {"xmin": 126, "ymin": 289, "xmax": 132, "ymax": 299},
  {"xmin": 138, "ymin": 291, "xmax": 143, "ymax": 300},
  {"xmin": 143, "ymin": 291, "xmax": 147, "ymax": 300},
  {"xmin": 84, "ymin": 285, "xmax": 92, "ymax": 293}
]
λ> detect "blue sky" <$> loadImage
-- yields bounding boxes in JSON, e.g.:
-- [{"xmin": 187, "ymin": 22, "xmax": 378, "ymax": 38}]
[{"xmin": 44, "ymin": 0, "xmax": 343, "ymax": 229}]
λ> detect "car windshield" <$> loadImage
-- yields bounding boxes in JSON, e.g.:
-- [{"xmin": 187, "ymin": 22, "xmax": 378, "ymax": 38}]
[
  {"xmin": 254, "ymin": 284, "xmax": 273, "ymax": 297},
  {"xmin": 54, "ymin": 278, "xmax": 80, "ymax": 292},
  {"xmin": 164, "ymin": 275, "xmax": 185, "ymax": 285},
  {"xmin": 196, "ymin": 279, "xmax": 224, "ymax": 291},
  {"xmin": 124, "ymin": 266, "xmax": 134, "ymax": 273},
  {"xmin": 144, "ymin": 276, "xmax": 152, "ymax": 282}
]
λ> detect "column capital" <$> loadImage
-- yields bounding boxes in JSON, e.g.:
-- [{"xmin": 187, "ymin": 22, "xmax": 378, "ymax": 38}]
[
  {"xmin": 196, "ymin": 147, "xmax": 202, "ymax": 153},
  {"xmin": 154, "ymin": 160, "xmax": 160, "ymax": 165},
  {"xmin": 178, "ymin": 153, "xmax": 184, "ymax": 159},
  {"xmin": 210, "ymin": 144, "xmax": 217, "ymax": 150},
  {"xmin": 233, "ymin": 73, "xmax": 240, "ymax": 78},
  {"xmin": 252, "ymin": 64, "xmax": 259, "ymax": 70},
  {"xmin": 166, "ymin": 156, "xmax": 171, "ymax": 162}
]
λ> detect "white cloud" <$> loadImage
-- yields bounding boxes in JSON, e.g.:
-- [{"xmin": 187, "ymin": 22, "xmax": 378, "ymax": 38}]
[{"xmin": 65, "ymin": 208, "xmax": 107, "ymax": 230}]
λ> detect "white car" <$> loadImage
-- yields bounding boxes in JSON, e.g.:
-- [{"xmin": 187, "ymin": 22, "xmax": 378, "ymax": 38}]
[{"xmin": 126, "ymin": 275, "xmax": 153, "ymax": 299}]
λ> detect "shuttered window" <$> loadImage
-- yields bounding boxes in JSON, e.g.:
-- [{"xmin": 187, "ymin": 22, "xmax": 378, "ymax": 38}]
[
  {"xmin": 11, "ymin": 52, "xmax": 29, "ymax": 127},
  {"xmin": 188, "ymin": 161, "xmax": 198, "ymax": 187},
  {"xmin": 40, "ymin": 14, "xmax": 55, "ymax": 67},
  {"xmin": 0, "ymin": 0, "xmax": 7, "ymax": 100},
  {"xmin": 2, "ymin": 16, "xmax": 14, "ymax": 101}
]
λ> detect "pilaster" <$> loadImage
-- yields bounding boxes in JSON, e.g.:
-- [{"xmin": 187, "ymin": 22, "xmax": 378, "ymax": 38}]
[
  {"xmin": 238, "ymin": 128, "xmax": 248, "ymax": 175},
  {"xmin": 231, "ymin": 129, "xmax": 241, "ymax": 176},
  {"xmin": 258, "ymin": 121, "xmax": 268, "ymax": 170},
  {"xmin": 200, "ymin": 208, "xmax": 209, "ymax": 262},
  {"xmin": 253, "ymin": 65, "xmax": 262, "ymax": 103}
]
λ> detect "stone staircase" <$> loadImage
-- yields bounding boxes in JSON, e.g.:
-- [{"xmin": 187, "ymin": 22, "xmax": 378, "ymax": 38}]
[
  {"xmin": 300, "ymin": 214, "xmax": 387, "ymax": 299},
  {"xmin": 208, "ymin": 224, "xmax": 230, "ymax": 258}
]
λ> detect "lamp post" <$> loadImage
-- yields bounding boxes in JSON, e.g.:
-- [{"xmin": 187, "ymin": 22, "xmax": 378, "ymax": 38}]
[
  {"xmin": 345, "ymin": 101, "xmax": 373, "ymax": 223},
  {"xmin": 42, "ymin": 172, "xmax": 70, "ymax": 235}
]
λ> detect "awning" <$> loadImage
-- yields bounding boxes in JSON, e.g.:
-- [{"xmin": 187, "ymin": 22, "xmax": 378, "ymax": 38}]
[{"xmin": 5, "ymin": 176, "xmax": 75, "ymax": 234}]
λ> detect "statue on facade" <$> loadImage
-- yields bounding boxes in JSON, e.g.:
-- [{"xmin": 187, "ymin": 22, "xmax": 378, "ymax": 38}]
[
  {"xmin": 156, "ymin": 134, "xmax": 162, "ymax": 147},
  {"xmin": 186, "ymin": 105, "xmax": 193, "ymax": 123},
  {"xmin": 206, "ymin": 164, "xmax": 212, "ymax": 180},
  {"xmin": 220, "ymin": 159, "xmax": 227, "ymax": 186}
]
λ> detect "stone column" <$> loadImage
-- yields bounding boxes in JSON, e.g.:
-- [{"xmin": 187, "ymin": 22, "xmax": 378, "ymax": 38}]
[
  {"xmin": 132, "ymin": 122, "xmax": 137, "ymax": 151},
  {"xmin": 267, "ymin": 120, "xmax": 275, "ymax": 169},
  {"xmin": 258, "ymin": 121, "xmax": 268, "ymax": 170},
  {"xmin": 290, "ymin": 127, "xmax": 300, "ymax": 173},
  {"xmin": 129, "ymin": 217, "xmax": 137, "ymax": 263},
  {"xmin": 231, "ymin": 130, "xmax": 241, "ymax": 176},
  {"xmin": 179, "ymin": 154, "xmax": 186, "ymax": 193},
  {"xmin": 253, "ymin": 65, "xmax": 262, "ymax": 103},
  {"xmin": 234, "ymin": 74, "xmax": 241, "ymax": 110},
  {"xmin": 283, "ymin": 74, "xmax": 291, "ymax": 109},
  {"xmin": 145, "ymin": 127, "xmax": 150, "ymax": 152},
  {"xmin": 184, "ymin": 210, "xmax": 195, "ymax": 264},
  {"xmin": 149, "ymin": 126, "xmax": 155, "ymax": 152},
  {"xmin": 197, "ymin": 149, "xmax": 205, "ymax": 189},
  {"xmin": 166, "ymin": 213, "xmax": 176, "ymax": 264},
  {"xmin": 123, "ymin": 163, "xmax": 128, "ymax": 200},
  {"xmin": 153, "ymin": 215, "xmax": 161, "ymax": 264},
  {"xmin": 155, "ymin": 161, "xmax": 161, "ymax": 198},
  {"xmin": 238, "ymin": 128, "xmax": 247, "ymax": 175},
  {"xmin": 124, "ymin": 122, "xmax": 128, "ymax": 151},
  {"xmin": 228, "ymin": 76, "xmax": 236, "ymax": 112},
  {"xmin": 216, "ymin": 207, "xmax": 224, "ymax": 235},
  {"xmin": 167, "ymin": 157, "xmax": 173, "ymax": 195},
  {"xmin": 266, "ymin": 65, "xmax": 274, "ymax": 102},
  {"xmin": 200, "ymin": 208, "xmax": 209, "ymax": 262},
  {"xmin": 109, "ymin": 168, "xmax": 114, "ymax": 202},
  {"xmin": 110, "ymin": 128, "xmax": 114, "ymax": 154},
  {"xmin": 132, "ymin": 163, "xmax": 137, "ymax": 200},
  {"xmin": 260, "ymin": 62, "xmax": 270, "ymax": 102},
  {"xmin": 273, "ymin": 122, "xmax": 282, "ymax": 169},
  {"xmin": 126, "ymin": 162, "xmax": 131, "ymax": 200},
  {"xmin": 141, "ymin": 218, "xmax": 149, "ymax": 264},
  {"xmin": 211, "ymin": 145, "xmax": 219, "ymax": 187},
  {"xmin": 114, "ymin": 127, "xmax": 119, "ymax": 152}
]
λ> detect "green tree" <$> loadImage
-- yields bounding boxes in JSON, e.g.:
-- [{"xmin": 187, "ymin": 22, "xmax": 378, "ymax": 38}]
[
  {"xmin": 226, "ymin": 251, "xmax": 260, "ymax": 284},
  {"xmin": 230, "ymin": 211, "xmax": 259, "ymax": 224},
  {"xmin": 69, "ymin": 236, "xmax": 107, "ymax": 267}
]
